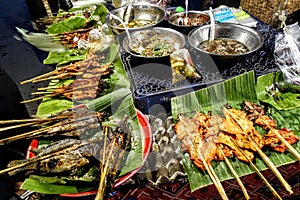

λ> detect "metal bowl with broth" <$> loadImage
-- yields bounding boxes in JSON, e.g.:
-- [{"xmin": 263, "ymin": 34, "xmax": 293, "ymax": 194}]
[
  {"xmin": 122, "ymin": 27, "xmax": 186, "ymax": 59},
  {"xmin": 188, "ymin": 23, "xmax": 264, "ymax": 58},
  {"xmin": 105, "ymin": 4, "xmax": 166, "ymax": 34},
  {"xmin": 168, "ymin": 11, "xmax": 210, "ymax": 34}
]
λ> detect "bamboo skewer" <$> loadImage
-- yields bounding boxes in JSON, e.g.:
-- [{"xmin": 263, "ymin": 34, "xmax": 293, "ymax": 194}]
[
  {"xmin": 20, "ymin": 71, "xmax": 58, "ymax": 85},
  {"xmin": 230, "ymin": 138, "xmax": 282, "ymax": 200},
  {"xmin": 0, "ymin": 122, "xmax": 37, "ymax": 132},
  {"xmin": 193, "ymin": 141, "xmax": 229, "ymax": 200},
  {"xmin": 247, "ymin": 135, "xmax": 293, "ymax": 194},
  {"xmin": 96, "ymin": 127, "xmax": 114, "ymax": 200},
  {"xmin": 31, "ymin": 72, "xmax": 82, "ymax": 83},
  {"xmin": 21, "ymin": 96, "xmax": 52, "ymax": 104},
  {"xmin": 223, "ymin": 107, "xmax": 293, "ymax": 194},
  {"xmin": 217, "ymin": 145, "xmax": 250, "ymax": 200},
  {"xmin": 0, "ymin": 122, "xmax": 66, "ymax": 145}
]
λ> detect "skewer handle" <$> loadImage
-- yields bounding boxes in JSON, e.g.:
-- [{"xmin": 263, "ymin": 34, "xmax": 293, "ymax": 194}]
[{"xmin": 248, "ymin": 135, "xmax": 293, "ymax": 194}]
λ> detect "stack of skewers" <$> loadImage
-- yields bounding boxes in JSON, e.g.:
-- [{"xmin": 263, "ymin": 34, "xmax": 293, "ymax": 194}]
[
  {"xmin": 0, "ymin": 107, "xmax": 133, "ymax": 200},
  {"xmin": 174, "ymin": 100, "xmax": 300, "ymax": 200},
  {"xmin": 20, "ymin": 53, "xmax": 114, "ymax": 103}
]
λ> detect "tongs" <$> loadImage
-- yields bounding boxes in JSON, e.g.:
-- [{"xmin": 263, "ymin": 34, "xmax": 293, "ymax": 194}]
[{"xmin": 123, "ymin": 0, "xmax": 135, "ymax": 24}]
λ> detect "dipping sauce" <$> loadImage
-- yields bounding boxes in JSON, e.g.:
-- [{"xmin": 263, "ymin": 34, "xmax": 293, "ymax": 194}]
[{"xmin": 198, "ymin": 38, "xmax": 249, "ymax": 55}]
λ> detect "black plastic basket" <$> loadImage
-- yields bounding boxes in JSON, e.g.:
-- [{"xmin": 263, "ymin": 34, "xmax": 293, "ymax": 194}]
[{"xmin": 121, "ymin": 20, "xmax": 280, "ymax": 114}]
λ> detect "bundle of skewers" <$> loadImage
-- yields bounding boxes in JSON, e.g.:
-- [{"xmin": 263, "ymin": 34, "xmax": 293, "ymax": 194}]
[
  {"xmin": 174, "ymin": 100, "xmax": 300, "ymax": 200},
  {"xmin": 0, "ymin": 106, "xmax": 133, "ymax": 200},
  {"xmin": 20, "ymin": 53, "xmax": 114, "ymax": 103}
]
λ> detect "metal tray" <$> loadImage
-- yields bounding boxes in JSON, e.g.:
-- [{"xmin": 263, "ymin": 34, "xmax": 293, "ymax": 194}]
[{"xmin": 120, "ymin": 20, "xmax": 280, "ymax": 114}]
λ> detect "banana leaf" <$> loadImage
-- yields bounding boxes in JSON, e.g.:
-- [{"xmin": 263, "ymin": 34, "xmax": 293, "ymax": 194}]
[
  {"xmin": 46, "ymin": 15, "xmax": 88, "ymax": 35},
  {"xmin": 46, "ymin": 4, "xmax": 108, "ymax": 35},
  {"xmin": 256, "ymin": 71, "xmax": 300, "ymax": 110},
  {"xmin": 29, "ymin": 43, "xmax": 144, "ymax": 194},
  {"xmin": 171, "ymin": 70, "xmax": 299, "ymax": 192}
]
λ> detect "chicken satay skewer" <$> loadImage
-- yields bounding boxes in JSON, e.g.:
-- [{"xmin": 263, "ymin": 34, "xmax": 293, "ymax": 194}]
[
  {"xmin": 201, "ymin": 114, "xmax": 250, "ymax": 200},
  {"xmin": 192, "ymin": 141, "xmax": 229, "ymax": 200},
  {"xmin": 230, "ymin": 138, "xmax": 282, "ymax": 200},
  {"xmin": 223, "ymin": 108, "xmax": 293, "ymax": 194},
  {"xmin": 260, "ymin": 117, "xmax": 300, "ymax": 161}
]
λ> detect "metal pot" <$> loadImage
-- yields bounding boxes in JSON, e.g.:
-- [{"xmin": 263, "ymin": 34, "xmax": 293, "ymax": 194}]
[
  {"xmin": 167, "ymin": 11, "xmax": 210, "ymax": 34},
  {"xmin": 105, "ymin": 4, "xmax": 166, "ymax": 34},
  {"xmin": 188, "ymin": 23, "xmax": 264, "ymax": 67}
]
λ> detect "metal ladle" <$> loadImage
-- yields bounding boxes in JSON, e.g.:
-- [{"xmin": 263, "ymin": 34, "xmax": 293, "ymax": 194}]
[
  {"xmin": 178, "ymin": 0, "xmax": 191, "ymax": 25},
  {"xmin": 123, "ymin": 0, "xmax": 135, "ymax": 24},
  {"xmin": 208, "ymin": 7, "xmax": 215, "ymax": 42}
]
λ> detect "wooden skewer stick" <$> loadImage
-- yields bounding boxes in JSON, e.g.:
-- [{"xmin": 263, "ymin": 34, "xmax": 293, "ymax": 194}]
[
  {"xmin": 0, "ymin": 122, "xmax": 38, "ymax": 132},
  {"xmin": 193, "ymin": 141, "xmax": 229, "ymax": 200},
  {"xmin": 96, "ymin": 127, "xmax": 115, "ymax": 200},
  {"xmin": 217, "ymin": 145, "xmax": 250, "ymax": 200},
  {"xmin": 223, "ymin": 108, "xmax": 293, "ymax": 194},
  {"xmin": 0, "ymin": 122, "xmax": 62, "ymax": 145},
  {"xmin": 31, "ymin": 91, "xmax": 54, "ymax": 95},
  {"xmin": 32, "ymin": 72, "xmax": 82, "ymax": 83},
  {"xmin": 37, "ymin": 86, "xmax": 60, "ymax": 91},
  {"xmin": 20, "ymin": 70, "xmax": 58, "ymax": 85},
  {"xmin": 230, "ymin": 138, "xmax": 282, "ymax": 200},
  {"xmin": 260, "ymin": 117, "xmax": 300, "ymax": 161},
  {"xmin": 21, "ymin": 95, "xmax": 55, "ymax": 104},
  {"xmin": 247, "ymin": 135, "xmax": 293, "ymax": 194}
]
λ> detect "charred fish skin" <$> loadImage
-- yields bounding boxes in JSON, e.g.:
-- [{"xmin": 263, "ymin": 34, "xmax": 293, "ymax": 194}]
[{"xmin": 8, "ymin": 144, "xmax": 95, "ymax": 176}]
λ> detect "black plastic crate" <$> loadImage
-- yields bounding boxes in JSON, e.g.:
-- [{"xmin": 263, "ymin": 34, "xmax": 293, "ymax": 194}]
[{"xmin": 121, "ymin": 20, "xmax": 280, "ymax": 114}]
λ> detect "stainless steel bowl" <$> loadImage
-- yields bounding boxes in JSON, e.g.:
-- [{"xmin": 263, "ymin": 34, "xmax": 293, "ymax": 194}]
[
  {"xmin": 167, "ymin": 11, "xmax": 210, "ymax": 34},
  {"xmin": 122, "ymin": 27, "xmax": 186, "ymax": 59},
  {"xmin": 188, "ymin": 23, "xmax": 264, "ymax": 59},
  {"xmin": 105, "ymin": 4, "xmax": 166, "ymax": 34}
]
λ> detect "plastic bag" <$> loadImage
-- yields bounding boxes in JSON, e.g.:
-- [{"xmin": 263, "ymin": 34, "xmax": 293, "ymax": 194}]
[
  {"xmin": 274, "ymin": 22, "xmax": 300, "ymax": 85},
  {"xmin": 170, "ymin": 48, "xmax": 201, "ymax": 84}
]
